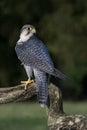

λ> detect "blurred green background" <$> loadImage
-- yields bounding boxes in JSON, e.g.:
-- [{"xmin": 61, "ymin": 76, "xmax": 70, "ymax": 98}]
[
  {"xmin": 0, "ymin": 0, "xmax": 87, "ymax": 129},
  {"xmin": 0, "ymin": 102, "xmax": 87, "ymax": 130}
]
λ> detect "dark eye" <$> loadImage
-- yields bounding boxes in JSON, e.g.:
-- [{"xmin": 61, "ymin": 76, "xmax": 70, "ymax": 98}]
[{"xmin": 28, "ymin": 28, "xmax": 30, "ymax": 30}]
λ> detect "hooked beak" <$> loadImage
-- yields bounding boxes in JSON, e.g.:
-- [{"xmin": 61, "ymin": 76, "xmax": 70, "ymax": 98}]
[{"xmin": 30, "ymin": 27, "xmax": 36, "ymax": 33}]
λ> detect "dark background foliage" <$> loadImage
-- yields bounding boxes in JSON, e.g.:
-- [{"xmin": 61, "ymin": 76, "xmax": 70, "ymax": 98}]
[{"xmin": 0, "ymin": 0, "xmax": 87, "ymax": 100}]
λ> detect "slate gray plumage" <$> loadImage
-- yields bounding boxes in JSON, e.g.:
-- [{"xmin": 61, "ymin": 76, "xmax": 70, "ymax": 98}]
[{"xmin": 15, "ymin": 25, "xmax": 67, "ymax": 106}]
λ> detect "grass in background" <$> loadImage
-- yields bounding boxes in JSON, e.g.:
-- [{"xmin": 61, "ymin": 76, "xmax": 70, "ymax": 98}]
[
  {"xmin": 0, "ymin": 102, "xmax": 87, "ymax": 130},
  {"xmin": 0, "ymin": 102, "xmax": 48, "ymax": 130},
  {"xmin": 64, "ymin": 101, "xmax": 87, "ymax": 115}
]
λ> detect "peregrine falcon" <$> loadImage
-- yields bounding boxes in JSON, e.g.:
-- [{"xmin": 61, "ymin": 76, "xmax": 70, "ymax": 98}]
[{"xmin": 15, "ymin": 24, "xmax": 68, "ymax": 107}]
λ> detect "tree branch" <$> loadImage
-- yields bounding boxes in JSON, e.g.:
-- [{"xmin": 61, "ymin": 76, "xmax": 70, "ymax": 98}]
[
  {"xmin": 0, "ymin": 83, "xmax": 36, "ymax": 103},
  {"xmin": 0, "ymin": 83, "xmax": 87, "ymax": 130}
]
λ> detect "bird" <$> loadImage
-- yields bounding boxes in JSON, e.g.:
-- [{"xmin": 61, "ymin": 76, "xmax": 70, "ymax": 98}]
[{"xmin": 15, "ymin": 24, "xmax": 68, "ymax": 107}]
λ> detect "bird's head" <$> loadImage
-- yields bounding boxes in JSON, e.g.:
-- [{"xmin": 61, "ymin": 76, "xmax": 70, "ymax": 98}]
[{"xmin": 19, "ymin": 24, "xmax": 36, "ymax": 42}]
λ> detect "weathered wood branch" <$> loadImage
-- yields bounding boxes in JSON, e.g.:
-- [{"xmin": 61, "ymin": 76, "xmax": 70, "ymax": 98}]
[
  {"xmin": 0, "ymin": 83, "xmax": 36, "ymax": 103},
  {"xmin": 0, "ymin": 83, "xmax": 87, "ymax": 130},
  {"xmin": 47, "ymin": 84, "xmax": 87, "ymax": 130}
]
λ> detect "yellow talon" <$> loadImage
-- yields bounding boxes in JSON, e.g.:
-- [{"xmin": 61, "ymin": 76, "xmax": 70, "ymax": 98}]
[{"xmin": 21, "ymin": 79, "xmax": 34, "ymax": 90}]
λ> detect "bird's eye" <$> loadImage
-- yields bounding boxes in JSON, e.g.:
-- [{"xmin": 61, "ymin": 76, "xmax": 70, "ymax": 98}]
[
  {"xmin": 28, "ymin": 28, "xmax": 30, "ymax": 30},
  {"xmin": 28, "ymin": 27, "xmax": 32, "ymax": 31}
]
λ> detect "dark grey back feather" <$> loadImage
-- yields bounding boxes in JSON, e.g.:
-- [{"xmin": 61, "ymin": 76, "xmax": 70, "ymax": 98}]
[{"xmin": 15, "ymin": 36, "xmax": 68, "ymax": 80}]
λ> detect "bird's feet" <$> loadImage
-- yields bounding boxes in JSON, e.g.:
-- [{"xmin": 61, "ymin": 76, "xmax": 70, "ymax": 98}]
[{"xmin": 21, "ymin": 79, "xmax": 34, "ymax": 90}]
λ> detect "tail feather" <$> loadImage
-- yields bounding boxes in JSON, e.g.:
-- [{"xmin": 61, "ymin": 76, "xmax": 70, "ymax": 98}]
[
  {"xmin": 52, "ymin": 68, "xmax": 69, "ymax": 80},
  {"xmin": 37, "ymin": 84, "xmax": 48, "ymax": 106}
]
